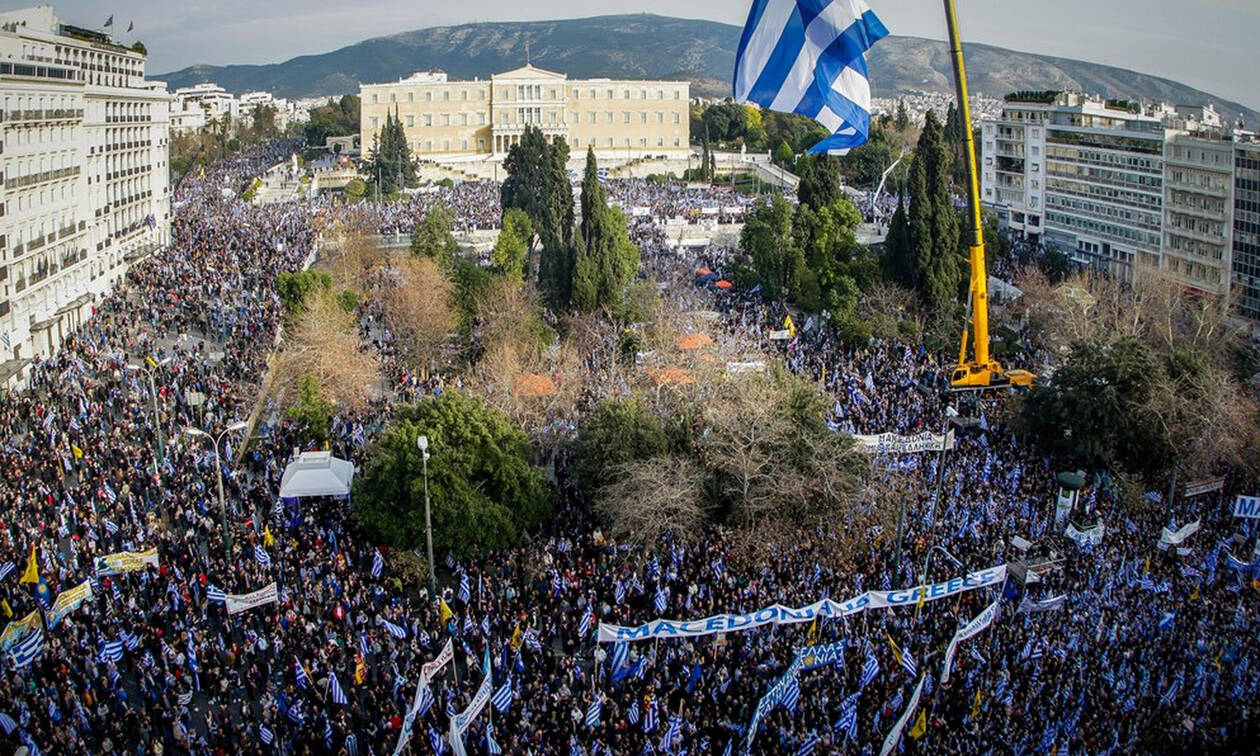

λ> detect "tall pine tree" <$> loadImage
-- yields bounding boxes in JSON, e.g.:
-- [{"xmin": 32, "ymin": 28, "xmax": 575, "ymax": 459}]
[{"xmin": 573, "ymin": 148, "xmax": 639, "ymax": 312}]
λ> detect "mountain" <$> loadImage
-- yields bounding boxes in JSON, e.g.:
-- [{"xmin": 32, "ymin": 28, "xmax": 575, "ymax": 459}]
[{"xmin": 157, "ymin": 14, "xmax": 1259, "ymax": 126}]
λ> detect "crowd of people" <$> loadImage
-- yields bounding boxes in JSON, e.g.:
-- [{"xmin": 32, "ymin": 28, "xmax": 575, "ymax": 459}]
[{"xmin": 0, "ymin": 145, "xmax": 1254, "ymax": 756}]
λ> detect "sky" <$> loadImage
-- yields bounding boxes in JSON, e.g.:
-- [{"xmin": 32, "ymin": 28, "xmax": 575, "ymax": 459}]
[{"xmin": 41, "ymin": 0, "xmax": 1260, "ymax": 109}]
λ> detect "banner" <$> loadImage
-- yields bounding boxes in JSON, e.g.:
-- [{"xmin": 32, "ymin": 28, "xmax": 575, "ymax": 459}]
[
  {"xmin": 1055, "ymin": 489, "xmax": 1077, "ymax": 528},
  {"xmin": 940, "ymin": 601, "xmax": 999, "ymax": 684},
  {"xmin": 48, "ymin": 580, "xmax": 93, "ymax": 628},
  {"xmin": 768, "ymin": 329, "xmax": 792, "ymax": 340},
  {"xmin": 1233, "ymin": 495, "xmax": 1260, "ymax": 520},
  {"xmin": 94, "ymin": 547, "xmax": 160, "ymax": 577},
  {"xmin": 1158, "ymin": 519, "xmax": 1201, "ymax": 550},
  {"xmin": 745, "ymin": 655, "xmax": 805, "ymax": 751},
  {"xmin": 225, "ymin": 582, "xmax": 278, "ymax": 616},
  {"xmin": 1017, "ymin": 595, "xmax": 1066, "ymax": 615},
  {"xmin": 852, "ymin": 430, "xmax": 955, "ymax": 454},
  {"xmin": 880, "ymin": 674, "xmax": 927, "ymax": 756},
  {"xmin": 1065, "ymin": 522, "xmax": 1104, "ymax": 548},
  {"xmin": 449, "ymin": 651, "xmax": 492, "ymax": 756},
  {"xmin": 0, "ymin": 612, "xmax": 41, "ymax": 651},
  {"xmin": 797, "ymin": 641, "xmax": 845, "ymax": 671},
  {"xmin": 598, "ymin": 565, "xmax": 1007, "ymax": 643},
  {"xmin": 1184, "ymin": 476, "xmax": 1225, "ymax": 497},
  {"xmin": 395, "ymin": 640, "xmax": 455, "ymax": 756}
]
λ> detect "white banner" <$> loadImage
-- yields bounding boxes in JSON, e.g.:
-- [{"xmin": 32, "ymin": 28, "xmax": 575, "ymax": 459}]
[
  {"xmin": 449, "ymin": 652, "xmax": 492, "ymax": 756},
  {"xmin": 225, "ymin": 582, "xmax": 278, "ymax": 616},
  {"xmin": 940, "ymin": 601, "xmax": 1000, "ymax": 684},
  {"xmin": 1158, "ymin": 519, "xmax": 1201, "ymax": 550},
  {"xmin": 1233, "ymin": 495, "xmax": 1260, "ymax": 519},
  {"xmin": 1065, "ymin": 522, "xmax": 1104, "ymax": 547},
  {"xmin": 880, "ymin": 674, "xmax": 927, "ymax": 756},
  {"xmin": 1018, "ymin": 595, "xmax": 1066, "ymax": 614},
  {"xmin": 852, "ymin": 430, "xmax": 955, "ymax": 454},
  {"xmin": 768, "ymin": 329, "xmax": 792, "ymax": 340},
  {"xmin": 598, "ymin": 565, "xmax": 1007, "ymax": 643},
  {"xmin": 395, "ymin": 639, "xmax": 455, "ymax": 756}
]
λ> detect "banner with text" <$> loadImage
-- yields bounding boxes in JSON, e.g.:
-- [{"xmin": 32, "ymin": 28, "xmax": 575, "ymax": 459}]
[
  {"xmin": 940, "ymin": 601, "xmax": 999, "ymax": 684},
  {"xmin": 48, "ymin": 580, "xmax": 93, "ymax": 628},
  {"xmin": 852, "ymin": 430, "xmax": 955, "ymax": 454},
  {"xmin": 1233, "ymin": 495, "xmax": 1260, "ymax": 520},
  {"xmin": 394, "ymin": 639, "xmax": 455, "ymax": 756},
  {"xmin": 598, "ymin": 565, "xmax": 1007, "ymax": 642},
  {"xmin": 880, "ymin": 674, "xmax": 927, "ymax": 756},
  {"xmin": 1065, "ymin": 522, "xmax": 1104, "ymax": 548},
  {"xmin": 1158, "ymin": 519, "xmax": 1201, "ymax": 550},
  {"xmin": 0, "ymin": 612, "xmax": 41, "ymax": 651},
  {"xmin": 94, "ymin": 547, "xmax": 160, "ymax": 577},
  {"xmin": 225, "ymin": 582, "xmax": 278, "ymax": 616}
]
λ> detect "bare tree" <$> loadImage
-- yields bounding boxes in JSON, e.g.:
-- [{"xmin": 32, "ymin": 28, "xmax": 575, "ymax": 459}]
[
  {"xmin": 595, "ymin": 455, "xmax": 710, "ymax": 548},
  {"xmin": 378, "ymin": 257, "xmax": 457, "ymax": 377},
  {"xmin": 272, "ymin": 291, "xmax": 382, "ymax": 410},
  {"xmin": 857, "ymin": 280, "xmax": 922, "ymax": 341}
]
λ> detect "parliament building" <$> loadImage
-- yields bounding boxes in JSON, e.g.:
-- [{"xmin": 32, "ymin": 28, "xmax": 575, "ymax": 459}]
[{"xmin": 359, "ymin": 65, "xmax": 690, "ymax": 160}]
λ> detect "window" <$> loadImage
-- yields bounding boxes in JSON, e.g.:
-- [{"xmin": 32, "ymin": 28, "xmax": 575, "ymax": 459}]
[
  {"xmin": 424, "ymin": 115, "xmax": 432, "ymax": 126},
  {"xmin": 673, "ymin": 113, "xmax": 680, "ymax": 124},
  {"xmin": 460, "ymin": 114, "xmax": 468, "ymax": 125},
  {"xmin": 624, "ymin": 112, "xmax": 631, "ymax": 124},
  {"xmin": 461, "ymin": 139, "xmax": 468, "ymax": 150},
  {"xmin": 606, "ymin": 112, "xmax": 613, "ymax": 123},
  {"xmin": 408, "ymin": 92, "xmax": 414, "ymax": 103},
  {"xmin": 461, "ymin": 90, "xmax": 468, "ymax": 101},
  {"xmin": 443, "ymin": 139, "xmax": 450, "ymax": 151},
  {"xmin": 371, "ymin": 94, "xmax": 378, "ymax": 104},
  {"xmin": 442, "ymin": 114, "xmax": 450, "ymax": 126},
  {"xmin": 478, "ymin": 113, "xmax": 486, "ymax": 125},
  {"xmin": 425, "ymin": 141, "xmax": 432, "ymax": 151},
  {"xmin": 657, "ymin": 112, "xmax": 664, "ymax": 124},
  {"xmin": 371, "ymin": 116, "xmax": 378, "ymax": 128},
  {"xmin": 640, "ymin": 112, "xmax": 647, "ymax": 124},
  {"xmin": 675, "ymin": 89, "xmax": 681, "ymax": 99},
  {"xmin": 425, "ymin": 92, "xmax": 432, "ymax": 102},
  {"xmin": 574, "ymin": 89, "xmax": 580, "ymax": 99},
  {"xmin": 390, "ymin": 93, "xmax": 396, "ymax": 103},
  {"xmin": 573, "ymin": 112, "xmax": 580, "ymax": 124}
]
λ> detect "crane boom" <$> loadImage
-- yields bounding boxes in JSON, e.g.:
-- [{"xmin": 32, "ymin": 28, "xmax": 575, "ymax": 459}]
[{"xmin": 943, "ymin": 0, "xmax": 1034, "ymax": 390}]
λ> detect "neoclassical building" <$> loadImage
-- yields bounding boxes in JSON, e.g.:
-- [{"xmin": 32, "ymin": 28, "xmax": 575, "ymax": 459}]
[{"xmin": 359, "ymin": 65, "xmax": 690, "ymax": 160}]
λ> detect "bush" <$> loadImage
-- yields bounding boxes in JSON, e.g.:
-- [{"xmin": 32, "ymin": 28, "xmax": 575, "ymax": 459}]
[
  {"xmin": 287, "ymin": 374, "xmax": 335, "ymax": 446},
  {"xmin": 574, "ymin": 397, "xmax": 669, "ymax": 495},
  {"xmin": 277, "ymin": 270, "xmax": 333, "ymax": 315},
  {"xmin": 352, "ymin": 393, "xmax": 549, "ymax": 558},
  {"xmin": 337, "ymin": 289, "xmax": 359, "ymax": 313}
]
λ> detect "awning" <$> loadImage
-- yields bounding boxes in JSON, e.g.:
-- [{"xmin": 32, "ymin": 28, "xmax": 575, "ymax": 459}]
[
  {"xmin": 56, "ymin": 293, "xmax": 93, "ymax": 316},
  {"xmin": 0, "ymin": 358, "xmax": 31, "ymax": 384},
  {"xmin": 278, "ymin": 451, "xmax": 356, "ymax": 498}
]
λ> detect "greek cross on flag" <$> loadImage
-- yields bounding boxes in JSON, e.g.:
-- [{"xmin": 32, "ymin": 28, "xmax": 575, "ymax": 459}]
[{"xmin": 734, "ymin": 0, "xmax": 889, "ymax": 154}]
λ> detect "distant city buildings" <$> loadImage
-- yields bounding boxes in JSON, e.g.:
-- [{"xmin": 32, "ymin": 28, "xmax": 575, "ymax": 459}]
[
  {"xmin": 981, "ymin": 91, "xmax": 1260, "ymax": 314},
  {"xmin": 871, "ymin": 90, "xmax": 1004, "ymax": 127},
  {"xmin": 169, "ymin": 83, "xmax": 304, "ymax": 135},
  {"xmin": 358, "ymin": 65, "xmax": 690, "ymax": 161},
  {"xmin": 0, "ymin": 5, "xmax": 171, "ymax": 372}
]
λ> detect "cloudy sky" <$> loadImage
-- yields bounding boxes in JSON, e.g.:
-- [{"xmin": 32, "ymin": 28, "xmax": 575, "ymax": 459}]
[{"xmin": 46, "ymin": 0, "xmax": 1260, "ymax": 108}]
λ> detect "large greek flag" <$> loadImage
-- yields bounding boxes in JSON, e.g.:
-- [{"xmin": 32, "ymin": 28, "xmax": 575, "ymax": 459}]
[{"xmin": 734, "ymin": 0, "xmax": 888, "ymax": 154}]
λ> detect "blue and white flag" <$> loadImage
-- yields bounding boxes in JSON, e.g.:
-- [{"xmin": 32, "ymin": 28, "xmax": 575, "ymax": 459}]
[
  {"xmin": 259, "ymin": 724, "xmax": 274, "ymax": 745},
  {"xmin": 372, "ymin": 550, "xmax": 384, "ymax": 579},
  {"xmin": 579, "ymin": 609, "xmax": 594, "ymax": 638},
  {"xmin": 330, "ymin": 671, "xmax": 348, "ymax": 705},
  {"xmin": 654, "ymin": 587, "xmax": 669, "ymax": 614},
  {"xmin": 627, "ymin": 699, "xmax": 640, "ymax": 725},
  {"xmin": 836, "ymin": 691, "xmax": 860, "ymax": 741},
  {"xmin": 10, "ymin": 628, "xmax": 43, "ymax": 669},
  {"xmin": 459, "ymin": 572, "xmax": 471, "ymax": 604},
  {"xmin": 0, "ymin": 712, "xmax": 15, "ymax": 735},
  {"xmin": 585, "ymin": 697, "xmax": 602, "ymax": 727},
  {"xmin": 254, "ymin": 545, "xmax": 271, "ymax": 568},
  {"xmin": 733, "ymin": 0, "xmax": 889, "ymax": 154},
  {"xmin": 861, "ymin": 651, "xmax": 879, "ymax": 688},
  {"xmin": 0, "ymin": 562, "xmax": 14, "ymax": 582},
  {"xmin": 207, "ymin": 584, "xmax": 227, "ymax": 603},
  {"xmin": 796, "ymin": 731, "xmax": 820, "ymax": 756},
  {"xmin": 493, "ymin": 678, "xmax": 514, "ymax": 713},
  {"xmin": 380, "ymin": 617, "xmax": 407, "ymax": 639},
  {"xmin": 486, "ymin": 720, "xmax": 502, "ymax": 756},
  {"xmin": 295, "ymin": 659, "xmax": 311, "ymax": 689},
  {"xmin": 99, "ymin": 639, "xmax": 124, "ymax": 664}
]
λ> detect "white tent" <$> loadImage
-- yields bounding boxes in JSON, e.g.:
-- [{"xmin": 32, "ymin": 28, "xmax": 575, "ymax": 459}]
[{"xmin": 278, "ymin": 451, "xmax": 355, "ymax": 499}]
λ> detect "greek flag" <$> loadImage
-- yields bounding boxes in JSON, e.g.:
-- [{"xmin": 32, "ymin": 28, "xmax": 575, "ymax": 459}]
[
  {"xmin": 860, "ymin": 652, "xmax": 879, "ymax": 688},
  {"xmin": 579, "ymin": 609, "xmax": 594, "ymax": 638},
  {"xmin": 103, "ymin": 482, "xmax": 117, "ymax": 504},
  {"xmin": 0, "ymin": 712, "xmax": 15, "ymax": 735},
  {"xmin": 486, "ymin": 720, "xmax": 502, "ymax": 755},
  {"xmin": 459, "ymin": 572, "xmax": 471, "ymax": 603},
  {"xmin": 295, "ymin": 660, "xmax": 311, "ymax": 689},
  {"xmin": 611, "ymin": 641, "xmax": 629, "ymax": 676},
  {"xmin": 259, "ymin": 724, "xmax": 274, "ymax": 745},
  {"xmin": 254, "ymin": 545, "xmax": 271, "ymax": 568},
  {"xmin": 732, "ymin": 1, "xmax": 891, "ymax": 152},
  {"xmin": 585, "ymin": 698, "xmax": 602, "ymax": 727},
  {"xmin": 380, "ymin": 618, "xmax": 407, "ymax": 639},
  {"xmin": 644, "ymin": 698, "xmax": 658, "ymax": 732},
  {"xmin": 524, "ymin": 630, "xmax": 542, "ymax": 653},
  {"xmin": 654, "ymin": 587, "xmax": 669, "ymax": 614},
  {"xmin": 428, "ymin": 725, "xmax": 446, "ymax": 755},
  {"xmin": 901, "ymin": 648, "xmax": 918, "ymax": 678},
  {"xmin": 371, "ymin": 549, "xmax": 384, "ymax": 579},
  {"xmin": 10, "ymin": 628, "xmax": 43, "ymax": 669},
  {"xmin": 0, "ymin": 562, "xmax": 14, "ymax": 582},
  {"xmin": 121, "ymin": 631, "xmax": 140, "ymax": 651},
  {"xmin": 99, "ymin": 639, "xmax": 125, "ymax": 663},
  {"xmin": 837, "ymin": 691, "xmax": 860, "ymax": 741},
  {"xmin": 493, "ymin": 677, "xmax": 514, "ymax": 713},
  {"xmin": 627, "ymin": 699, "xmax": 640, "ymax": 725},
  {"xmin": 325, "ymin": 717, "xmax": 333, "ymax": 750},
  {"xmin": 207, "ymin": 585, "xmax": 227, "ymax": 603},
  {"xmin": 103, "ymin": 518, "xmax": 119, "ymax": 535},
  {"xmin": 330, "ymin": 671, "xmax": 348, "ymax": 705},
  {"xmin": 614, "ymin": 580, "xmax": 626, "ymax": 605},
  {"xmin": 288, "ymin": 701, "xmax": 306, "ymax": 724},
  {"xmin": 796, "ymin": 731, "xmax": 820, "ymax": 756},
  {"xmin": 783, "ymin": 676, "xmax": 801, "ymax": 712}
]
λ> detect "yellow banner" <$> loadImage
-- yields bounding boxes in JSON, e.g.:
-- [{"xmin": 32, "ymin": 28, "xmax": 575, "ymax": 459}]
[
  {"xmin": 49, "ymin": 580, "xmax": 94, "ymax": 627},
  {"xmin": 0, "ymin": 611, "xmax": 41, "ymax": 650},
  {"xmin": 94, "ymin": 547, "xmax": 160, "ymax": 576}
]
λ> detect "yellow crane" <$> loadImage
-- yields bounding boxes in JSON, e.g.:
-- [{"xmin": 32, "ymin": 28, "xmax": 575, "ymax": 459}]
[{"xmin": 943, "ymin": 0, "xmax": 1034, "ymax": 390}]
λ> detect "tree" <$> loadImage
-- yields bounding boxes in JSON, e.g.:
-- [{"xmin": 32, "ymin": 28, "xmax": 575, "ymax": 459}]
[
  {"xmin": 796, "ymin": 154, "xmax": 841, "ymax": 211},
  {"xmin": 276, "ymin": 270, "xmax": 332, "ymax": 316},
  {"xmin": 736, "ymin": 195, "xmax": 801, "ymax": 301},
  {"xmin": 899, "ymin": 112, "xmax": 963, "ymax": 311},
  {"xmin": 491, "ymin": 209, "xmax": 533, "ymax": 280},
  {"xmin": 572, "ymin": 149, "xmax": 641, "ymax": 312},
  {"xmin": 352, "ymin": 393, "xmax": 549, "ymax": 558},
  {"xmin": 304, "ymin": 95, "xmax": 360, "ymax": 147},
  {"xmin": 364, "ymin": 109, "xmax": 417, "ymax": 195},
  {"xmin": 248, "ymin": 104, "xmax": 279, "ymax": 143},
  {"xmin": 410, "ymin": 206, "xmax": 459, "ymax": 263},
  {"xmin": 287, "ymin": 374, "xmax": 335, "ymax": 447},
  {"xmin": 574, "ymin": 397, "xmax": 669, "ymax": 495},
  {"xmin": 772, "ymin": 140, "xmax": 795, "ymax": 171},
  {"xmin": 595, "ymin": 456, "xmax": 710, "ymax": 548},
  {"xmin": 272, "ymin": 291, "xmax": 381, "ymax": 411},
  {"xmin": 343, "ymin": 178, "xmax": 366, "ymax": 201},
  {"xmin": 894, "ymin": 98, "xmax": 910, "ymax": 130},
  {"xmin": 380, "ymin": 257, "xmax": 458, "ymax": 376},
  {"xmin": 502, "ymin": 127, "xmax": 574, "ymax": 308}
]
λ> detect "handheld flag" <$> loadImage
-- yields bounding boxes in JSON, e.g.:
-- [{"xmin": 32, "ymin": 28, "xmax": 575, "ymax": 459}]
[
  {"xmin": 20, "ymin": 544, "xmax": 38, "ymax": 584},
  {"xmin": 908, "ymin": 709, "xmax": 927, "ymax": 739},
  {"xmin": 438, "ymin": 599, "xmax": 454, "ymax": 625},
  {"xmin": 733, "ymin": 0, "xmax": 889, "ymax": 154}
]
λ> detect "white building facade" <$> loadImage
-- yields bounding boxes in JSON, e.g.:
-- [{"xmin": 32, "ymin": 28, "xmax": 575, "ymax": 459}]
[{"xmin": 0, "ymin": 6, "xmax": 170, "ymax": 373}]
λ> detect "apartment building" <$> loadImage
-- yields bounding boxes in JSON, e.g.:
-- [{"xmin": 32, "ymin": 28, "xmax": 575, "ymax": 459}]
[
  {"xmin": 0, "ymin": 5, "xmax": 171, "ymax": 376},
  {"xmin": 1162, "ymin": 135, "xmax": 1233, "ymax": 294},
  {"xmin": 359, "ymin": 65, "xmax": 690, "ymax": 161},
  {"xmin": 1234, "ymin": 140, "xmax": 1260, "ymax": 319}
]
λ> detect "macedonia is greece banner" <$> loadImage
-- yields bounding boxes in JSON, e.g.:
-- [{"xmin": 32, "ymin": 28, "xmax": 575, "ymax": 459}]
[
  {"xmin": 48, "ymin": 580, "xmax": 94, "ymax": 628},
  {"xmin": 1065, "ymin": 522, "xmax": 1104, "ymax": 548},
  {"xmin": 851, "ymin": 430, "xmax": 955, "ymax": 454},
  {"xmin": 225, "ymin": 582, "xmax": 279, "ymax": 616},
  {"xmin": 94, "ymin": 547, "xmax": 160, "ymax": 576},
  {"xmin": 0, "ymin": 611, "xmax": 42, "ymax": 651},
  {"xmin": 395, "ymin": 639, "xmax": 455, "ymax": 756},
  {"xmin": 1233, "ymin": 495, "xmax": 1260, "ymax": 520},
  {"xmin": 940, "ymin": 601, "xmax": 999, "ymax": 684},
  {"xmin": 598, "ymin": 565, "xmax": 1007, "ymax": 642}
]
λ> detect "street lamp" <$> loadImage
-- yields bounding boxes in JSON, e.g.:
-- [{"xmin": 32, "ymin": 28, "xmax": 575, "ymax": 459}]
[
  {"xmin": 185, "ymin": 421, "xmax": 249, "ymax": 560},
  {"xmin": 417, "ymin": 434, "xmax": 436, "ymax": 598},
  {"xmin": 916, "ymin": 544, "xmax": 965, "ymax": 621},
  {"xmin": 127, "ymin": 356, "xmax": 172, "ymax": 479},
  {"xmin": 895, "ymin": 404, "xmax": 958, "ymax": 574}
]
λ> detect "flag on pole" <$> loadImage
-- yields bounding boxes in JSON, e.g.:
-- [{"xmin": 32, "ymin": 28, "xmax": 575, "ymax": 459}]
[
  {"xmin": 330, "ymin": 671, "xmax": 348, "ymax": 704},
  {"xmin": 585, "ymin": 697, "xmax": 602, "ymax": 727},
  {"xmin": 20, "ymin": 544, "xmax": 38, "ymax": 584},
  {"xmin": 103, "ymin": 15, "xmax": 113, "ymax": 27},
  {"xmin": 908, "ymin": 709, "xmax": 927, "ymax": 739},
  {"xmin": 438, "ymin": 599, "xmax": 454, "ymax": 625},
  {"xmin": 733, "ymin": 0, "xmax": 889, "ymax": 154},
  {"xmin": 371, "ymin": 549, "xmax": 384, "ymax": 578},
  {"xmin": 295, "ymin": 659, "xmax": 311, "ymax": 689}
]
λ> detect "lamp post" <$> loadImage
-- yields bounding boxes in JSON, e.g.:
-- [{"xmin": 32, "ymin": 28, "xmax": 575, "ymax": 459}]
[
  {"xmin": 418, "ymin": 434, "xmax": 436, "ymax": 598},
  {"xmin": 127, "ymin": 356, "xmax": 172, "ymax": 479},
  {"xmin": 185, "ymin": 421, "xmax": 249, "ymax": 560},
  {"xmin": 926, "ymin": 405, "xmax": 960, "ymax": 527},
  {"xmin": 916, "ymin": 544, "xmax": 965, "ymax": 621}
]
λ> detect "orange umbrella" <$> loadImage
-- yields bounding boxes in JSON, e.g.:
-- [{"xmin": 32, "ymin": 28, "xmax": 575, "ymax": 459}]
[
  {"xmin": 678, "ymin": 333, "xmax": 714, "ymax": 351},
  {"xmin": 714, "ymin": 280, "xmax": 733, "ymax": 290},
  {"xmin": 511, "ymin": 373, "xmax": 557, "ymax": 398},
  {"xmin": 649, "ymin": 367, "xmax": 694, "ymax": 386},
  {"xmin": 695, "ymin": 268, "xmax": 713, "ymax": 276}
]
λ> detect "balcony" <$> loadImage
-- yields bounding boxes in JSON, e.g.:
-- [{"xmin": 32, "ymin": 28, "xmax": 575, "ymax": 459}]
[
  {"xmin": 4, "ymin": 108, "xmax": 83, "ymax": 124},
  {"xmin": 6, "ymin": 166, "xmax": 80, "ymax": 189}
]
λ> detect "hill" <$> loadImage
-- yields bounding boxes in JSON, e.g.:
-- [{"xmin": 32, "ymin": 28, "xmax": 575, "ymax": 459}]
[{"xmin": 157, "ymin": 14, "xmax": 1259, "ymax": 126}]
